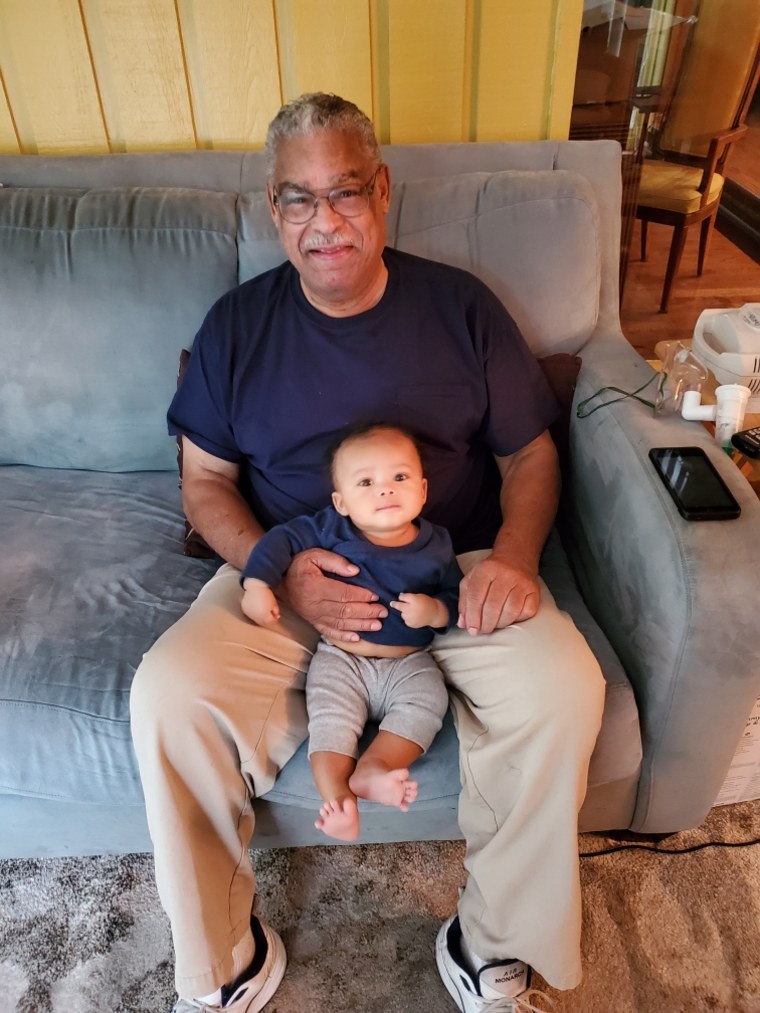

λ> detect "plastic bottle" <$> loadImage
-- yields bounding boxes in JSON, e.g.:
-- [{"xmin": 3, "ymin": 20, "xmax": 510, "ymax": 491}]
[{"xmin": 653, "ymin": 340, "xmax": 708, "ymax": 415}]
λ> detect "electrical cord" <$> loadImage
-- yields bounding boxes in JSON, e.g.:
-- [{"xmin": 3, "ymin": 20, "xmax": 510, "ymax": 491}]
[
  {"xmin": 580, "ymin": 836, "xmax": 760, "ymax": 858},
  {"xmin": 575, "ymin": 371, "xmax": 662, "ymax": 418}
]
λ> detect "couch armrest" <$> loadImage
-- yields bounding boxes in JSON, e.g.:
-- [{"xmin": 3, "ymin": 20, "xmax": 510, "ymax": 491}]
[{"xmin": 563, "ymin": 329, "xmax": 760, "ymax": 833}]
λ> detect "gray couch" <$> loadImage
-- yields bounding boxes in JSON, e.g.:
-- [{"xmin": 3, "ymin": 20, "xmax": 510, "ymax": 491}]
[{"xmin": 2, "ymin": 141, "xmax": 759, "ymax": 859}]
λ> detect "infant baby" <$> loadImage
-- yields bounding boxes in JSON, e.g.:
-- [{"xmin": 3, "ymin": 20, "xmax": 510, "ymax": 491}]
[{"xmin": 241, "ymin": 423, "xmax": 463, "ymax": 840}]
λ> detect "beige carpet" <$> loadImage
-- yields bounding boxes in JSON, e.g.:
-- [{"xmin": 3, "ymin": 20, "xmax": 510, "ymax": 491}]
[
  {"xmin": 1, "ymin": 800, "xmax": 758, "ymax": 1012},
  {"xmin": 562, "ymin": 801, "xmax": 760, "ymax": 1013}
]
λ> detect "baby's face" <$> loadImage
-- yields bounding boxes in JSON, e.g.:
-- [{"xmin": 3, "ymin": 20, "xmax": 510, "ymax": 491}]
[{"xmin": 331, "ymin": 430, "xmax": 427, "ymax": 541}]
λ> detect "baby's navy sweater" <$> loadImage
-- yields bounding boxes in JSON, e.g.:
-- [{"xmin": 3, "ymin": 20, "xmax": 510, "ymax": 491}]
[{"xmin": 242, "ymin": 506, "xmax": 463, "ymax": 648}]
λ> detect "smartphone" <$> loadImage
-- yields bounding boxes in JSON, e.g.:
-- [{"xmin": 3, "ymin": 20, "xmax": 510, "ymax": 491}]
[{"xmin": 648, "ymin": 447, "xmax": 741, "ymax": 521}]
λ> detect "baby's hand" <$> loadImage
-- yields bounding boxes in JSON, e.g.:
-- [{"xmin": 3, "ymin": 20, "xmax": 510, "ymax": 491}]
[
  {"xmin": 390, "ymin": 593, "xmax": 448, "ymax": 630},
  {"xmin": 242, "ymin": 578, "xmax": 281, "ymax": 626}
]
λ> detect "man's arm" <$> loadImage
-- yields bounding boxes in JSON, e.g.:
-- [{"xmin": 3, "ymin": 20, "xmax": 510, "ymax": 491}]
[
  {"xmin": 457, "ymin": 430, "xmax": 560, "ymax": 635},
  {"xmin": 181, "ymin": 436, "xmax": 263, "ymax": 571},
  {"xmin": 180, "ymin": 437, "xmax": 387, "ymax": 640}
]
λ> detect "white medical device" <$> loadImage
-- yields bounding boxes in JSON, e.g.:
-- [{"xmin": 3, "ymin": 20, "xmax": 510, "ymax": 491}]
[
  {"xmin": 681, "ymin": 384, "xmax": 752, "ymax": 451},
  {"xmin": 691, "ymin": 303, "xmax": 760, "ymax": 410}
]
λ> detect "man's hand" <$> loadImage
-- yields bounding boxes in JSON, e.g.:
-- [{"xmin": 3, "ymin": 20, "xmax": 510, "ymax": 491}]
[
  {"xmin": 456, "ymin": 433, "xmax": 557, "ymax": 636},
  {"xmin": 281, "ymin": 548, "xmax": 387, "ymax": 642},
  {"xmin": 457, "ymin": 556, "xmax": 540, "ymax": 636}
]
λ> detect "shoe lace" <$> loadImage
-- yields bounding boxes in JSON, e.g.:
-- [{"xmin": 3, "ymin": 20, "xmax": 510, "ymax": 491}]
[{"xmin": 485, "ymin": 988, "xmax": 556, "ymax": 1012}]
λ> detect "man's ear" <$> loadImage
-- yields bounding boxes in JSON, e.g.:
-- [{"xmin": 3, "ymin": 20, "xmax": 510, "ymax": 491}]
[
  {"xmin": 332, "ymin": 490, "xmax": 349, "ymax": 516},
  {"xmin": 421, "ymin": 477, "xmax": 428, "ymax": 506},
  {"xmin": 377, "ymin": 164, "xmax": 391, "ymax": 214},
  {"xmin": 266, "ymin": 184, "xmax": 279, "ymax": 227}
]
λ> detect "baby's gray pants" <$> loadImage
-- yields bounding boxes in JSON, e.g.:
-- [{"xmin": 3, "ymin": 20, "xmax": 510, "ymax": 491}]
[{"xmin": 306, "ymin": 639, "xmax": 449, "ymax": 757}]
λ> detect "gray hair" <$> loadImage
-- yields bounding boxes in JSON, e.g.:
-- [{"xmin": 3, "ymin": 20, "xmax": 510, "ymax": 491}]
[{"xmin": 265, "ymin": 92, "xmax": 381, "ymax": 179}]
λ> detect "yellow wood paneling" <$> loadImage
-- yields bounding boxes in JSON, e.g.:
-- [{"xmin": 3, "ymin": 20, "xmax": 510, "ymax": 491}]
[
  {"xmin": 370, "ymin": 0, "xmax": 391, "ymax": 143},
  {"xmin": 0, "ymin": 0, "xmax": 585, "ymax": 154},
  {"xmin": 274, "ymin": 0, "xmax": 373, "ymax": 116},
  {"xmin": 0, "ymin": 72, "xmax": 21, "ymax": 154},
  {"xmin": 0, "ymin": 0, "xmax": 108, "ymax": 153},
  {"xmin": 383, "ymin": 0, "xmax": 470, "ymax": 143},
  {"xmin": 475, "ymin": 0, "xmax": 580, "ymax": 142},
  {"xmin": 475, "ymin": 2, "xmax": 548, "ymax": 141},
  {"xmin": 178, "ymin": 0, "xmax": 282, "ymax": 149},
  {"xmin": 546, "ymin": 0, "xmax": 583, "ymax": 139},
  {"xmin": 81, "ymin": 0, "xmax": 195, "ymax": 151}
]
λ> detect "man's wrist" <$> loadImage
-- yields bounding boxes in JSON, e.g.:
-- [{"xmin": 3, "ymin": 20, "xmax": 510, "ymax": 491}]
[{"xmin": 489, "ymin": 543, "xmax": 539, "ymax": 575}]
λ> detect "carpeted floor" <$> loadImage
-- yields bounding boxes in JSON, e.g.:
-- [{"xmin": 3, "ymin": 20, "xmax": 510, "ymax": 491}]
[{"xmin": 1, "ymin": 800, "xmax": 759, "ymax": 1013}]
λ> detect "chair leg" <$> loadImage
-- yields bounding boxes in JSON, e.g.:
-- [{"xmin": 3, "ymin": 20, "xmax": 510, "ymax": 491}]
[
  {"xmin": 660, "ymin": 224, "xmax": 688, "ymax": 313},
  {"xmin": 640, "ymin": 218, "xmax": 648, "ymax": 261},
  {"xmin": 697, "ymin": 210, "xmax": 717, "ymax": 276}
]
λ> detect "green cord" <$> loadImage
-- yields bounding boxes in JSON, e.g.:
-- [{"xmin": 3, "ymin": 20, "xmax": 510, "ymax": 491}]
[{"xmin": 576, "ymin": 371, "xmax": 662, "ymax": 418}]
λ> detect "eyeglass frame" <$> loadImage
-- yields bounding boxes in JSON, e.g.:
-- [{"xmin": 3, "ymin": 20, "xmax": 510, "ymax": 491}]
[{"xmin": 270, "ymin": 166, "xmax": 384, "ymax": 224}]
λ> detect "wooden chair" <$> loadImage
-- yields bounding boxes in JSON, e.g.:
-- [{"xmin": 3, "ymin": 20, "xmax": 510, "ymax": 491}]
[{"xmin": 636, "ymin": 7, "xmax": 760, "ymax": 312}]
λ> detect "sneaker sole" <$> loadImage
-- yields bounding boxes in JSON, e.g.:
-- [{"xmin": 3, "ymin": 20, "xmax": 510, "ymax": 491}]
[
  {"xmin": 435, "ymin": 920, "xmax": 467, "ymax": 1013},
  {"xmin": 241, "ymin": 926, "xmax": 287, "ymax": 1013}
]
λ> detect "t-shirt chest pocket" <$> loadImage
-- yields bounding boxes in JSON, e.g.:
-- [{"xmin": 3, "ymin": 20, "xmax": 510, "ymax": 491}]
[{"xmin": 395, "ymin": 384, "xmax": 476, "ymax": 445}]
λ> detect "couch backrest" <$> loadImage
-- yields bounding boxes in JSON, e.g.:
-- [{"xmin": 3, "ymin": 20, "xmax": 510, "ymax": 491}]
[
  {"xmin": 0, "ymin": 138, "xmax": 623, "ymax": 327},
  {"xmin": 0, "ymin": 141, "xmax": 621, "ymax": 473},
  {"xmin": 0, "ymin": 186, "xmax": 238, "ymax": 472}
]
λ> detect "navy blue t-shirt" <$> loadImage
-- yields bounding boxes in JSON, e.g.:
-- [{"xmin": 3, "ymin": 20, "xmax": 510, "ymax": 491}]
[{"xmin": 168, "ymin": 248, "xmax": 559, "ymax": 554}]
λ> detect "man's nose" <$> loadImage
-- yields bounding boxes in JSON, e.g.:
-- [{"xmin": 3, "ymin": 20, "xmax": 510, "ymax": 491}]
[{"xmin": 311, "ymin": 195, "xmax": 344, "ymax": 225}]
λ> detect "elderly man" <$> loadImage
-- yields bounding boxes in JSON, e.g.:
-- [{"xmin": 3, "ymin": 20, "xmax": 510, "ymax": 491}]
[{"xmin": 130, "ymin": 93, "xmax": 604, "ymax": 1013}]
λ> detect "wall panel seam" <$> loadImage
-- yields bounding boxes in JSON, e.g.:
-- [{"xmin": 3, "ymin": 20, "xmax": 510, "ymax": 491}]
[
  {"xmin": 0, "ymin": 66, "xmax": 23, "ymax": 153},
  {"xmin": 77, "ymin": 0, "xmax": 111, "ymax": 152},
  {"xmin": 174, "ymin": 0, "xmax": 198, "ymax": 149}
]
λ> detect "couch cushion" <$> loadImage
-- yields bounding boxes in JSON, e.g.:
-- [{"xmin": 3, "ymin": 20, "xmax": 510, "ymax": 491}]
[
  {"xmin": 0, "ymin": 466, "xmax": 217, "ymax": 804},
  {"xmin": 638, "ymin": 160, "xmax": 724, "ymax": 214},
  {"xmin": 237, "ymin": 190, "xmax": 287, "ymax": 282},
  {"xmin": 390, "ymin": 171, "xmax": 601, "ymax": 357},
  {"xmin": 0, "ymin": 187, "xmax": 238, "ymax": 472},
  {"xmin": 237, "ymin": 171, "xmax": 600, "ymax": 357}
]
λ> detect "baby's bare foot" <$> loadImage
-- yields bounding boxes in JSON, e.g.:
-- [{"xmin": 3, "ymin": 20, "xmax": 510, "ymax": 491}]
[
  {"xmin": 314, "ymin": 797, "xmax": 360, "ymax": 841},
  {"xmin": 349, "ymin": 767, "xmax": 418, "ymax": 811}
]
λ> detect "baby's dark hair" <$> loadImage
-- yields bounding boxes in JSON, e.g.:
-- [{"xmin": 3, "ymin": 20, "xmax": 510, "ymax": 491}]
[{"xmin": 327, "ymin": 422, "xmax": 423, "ymax": 485}]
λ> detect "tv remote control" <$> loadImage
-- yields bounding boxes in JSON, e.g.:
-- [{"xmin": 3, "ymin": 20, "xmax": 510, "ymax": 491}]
[{"xmin": 731, "ymin": 426, "xmax": 760, "ymax": 459}]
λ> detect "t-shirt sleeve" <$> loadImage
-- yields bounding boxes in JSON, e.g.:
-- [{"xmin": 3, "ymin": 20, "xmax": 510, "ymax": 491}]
[
  {"xmin": 167, "ymin": 293, "xmax": 243, "ymax": 463},
  {"xmin": 241, "ymin": 513, "xmax": 325, "ymax": 586},
  {"xmin": 478, "ymin": 288, "xmax": 561, "ymax": 457}
]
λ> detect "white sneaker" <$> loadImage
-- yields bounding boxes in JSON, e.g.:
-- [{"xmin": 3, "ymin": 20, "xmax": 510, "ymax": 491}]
[
  {"xmin": 436, "ymin": 914, "xmax": 553, "ymax": 1012},
  {"xmin": 172, "ymin": 914, "xmax": 286, "ymax": 1012}
]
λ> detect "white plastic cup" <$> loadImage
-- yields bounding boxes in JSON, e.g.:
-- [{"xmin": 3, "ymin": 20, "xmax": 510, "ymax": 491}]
[{"xmin": 714, "ymin": 384, "xmax": 752, "ymax": 449}]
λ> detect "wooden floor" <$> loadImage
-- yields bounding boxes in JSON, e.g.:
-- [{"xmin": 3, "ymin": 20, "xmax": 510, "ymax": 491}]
[{"xmin": 620, "ymin": 219, "xmax": 760, "ymax": 360}]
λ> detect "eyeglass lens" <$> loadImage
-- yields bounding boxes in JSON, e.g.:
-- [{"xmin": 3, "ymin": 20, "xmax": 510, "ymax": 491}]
[{"xmin": 276, "ymin": 170, "xmax": 379, "ymax": 224}]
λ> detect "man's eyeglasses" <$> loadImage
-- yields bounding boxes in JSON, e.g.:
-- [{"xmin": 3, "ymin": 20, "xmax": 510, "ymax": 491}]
[{"xmin": 272, "ymin": 167, "xmax": 382, "ymax": 225}]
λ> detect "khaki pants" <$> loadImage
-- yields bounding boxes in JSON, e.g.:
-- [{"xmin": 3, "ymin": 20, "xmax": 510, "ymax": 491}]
[{"xmin": 130, "ymin": 552, "xmax": 604, "ymax": 997}]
